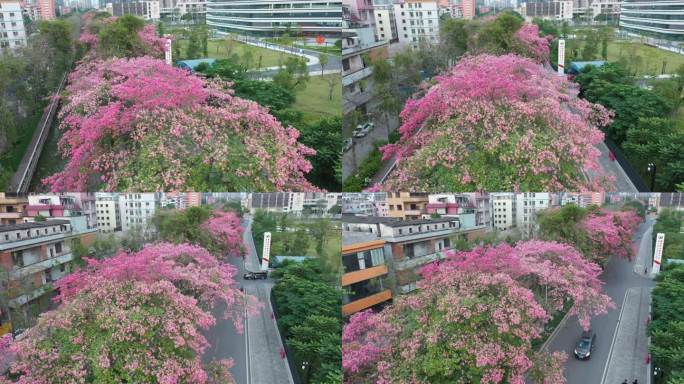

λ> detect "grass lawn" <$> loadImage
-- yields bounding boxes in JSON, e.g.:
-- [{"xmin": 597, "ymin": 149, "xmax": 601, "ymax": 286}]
[
  {"xmin": 292, "ymin": 74, "xmax": 341, "ymax": 124},
  {"xmin": 174, "ymin": 39, "xmax": 298, "ymax": 68},
  {"xmin": 607, "ymin": 41, "xmax": 684, "ymax": 75}
]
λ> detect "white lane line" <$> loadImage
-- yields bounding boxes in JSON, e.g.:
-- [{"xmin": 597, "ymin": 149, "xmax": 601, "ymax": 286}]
[{"xmin": 601, "ymin": 289, "xmax": 631, "ymax": 384}]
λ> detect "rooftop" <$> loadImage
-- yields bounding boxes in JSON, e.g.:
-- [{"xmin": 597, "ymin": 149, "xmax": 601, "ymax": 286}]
[
  {"xmin": 0, "ymin": 220, "xmax": 70, "ymax": 233},
  {"xmin": 343, "ymin": 215, "xmax": 458, "ymax": 227}
]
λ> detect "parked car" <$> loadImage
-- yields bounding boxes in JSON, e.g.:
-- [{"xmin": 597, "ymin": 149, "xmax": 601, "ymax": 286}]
[
  {"xmin": 12, "ymin": 328, "xmax": 27, "ymax": 341},
  {"xmin": 353, "ymin": 122, "xmax": 374, "ymax": 138},
  {"xmin": 343, "ymin": 138, "xmax": 353, "ymax": 152},
  {"xmin": 243, "ymin": 271, "xmax": 268, "ymax": 280},
  {"xmin": 574, "ymin": 330, "xmax": 596, "ymax": 360}
]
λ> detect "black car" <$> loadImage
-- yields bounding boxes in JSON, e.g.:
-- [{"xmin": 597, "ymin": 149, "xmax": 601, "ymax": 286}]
[
  {"xmin": 574, "ymin": 330, "xmax": 596, "ymax": 360},
  {"xmin": 243, "ymin": 271, "xmax": 268, "ymax": 280}
]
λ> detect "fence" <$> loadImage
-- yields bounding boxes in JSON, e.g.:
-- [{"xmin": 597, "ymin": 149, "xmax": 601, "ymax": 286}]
[
  {"xmin": 604, "ymin": 138, "xmax": 650, "ymax": 192},
  {"xmin": 269, "ymin": 289, "xmax": 303, "ymax": 384}
]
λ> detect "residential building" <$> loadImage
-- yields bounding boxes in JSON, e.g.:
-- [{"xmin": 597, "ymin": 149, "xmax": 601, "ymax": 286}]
[
  {"xmin": 343, "ymin": 215, "xmax": 486, "ymax": 293},
  {"xmin": 620, "ymin": 0, "xmax": 684, "ymax": 40},
  {"xmin": 659, "ymin": 193, "xmax": 684, "ymax": 211},
  {"xmin": 473, "ymin": 192, "xmax": 491, "ymax": 229},
  {"xmin": 37, "ymin": 0, "xmax": 56, "ymax": 19},
  {"xmin": 515, "ymin": 192, "xmax": 550, "ymax": 235},
  {"xmin": 110, "ymin": 0, "xmax": 160, "ymax": 20},
  {"xmin": 25, "ymin": 193, "xmax": 97, "ymax": 229},
  {"xmin": 461, "ymin": 0, "xmax": 474, "ymax": 19},
  {"xmin": 245, "ymin": 193, "xmax": 305, "ymax": 215},
  {"xmin": 372, "ymin": 0, "xmax": 398, "ymax": 42},
  {"xmin": 342, "ymin": 24, "xmax": 388, "ymax": 115},
  {"xmin": 588, "ymin": 0, "xmax": 620, "ymax": 20},
  {"xmin": 187, "ymin": 192, "xmax": 202, "ymax": 207},
  {"xmin": 491, "ymin": 192, "xmax": 516, "ymax": 231},
  {"xmin": 341, "ymin": 232, "xmax": 392, "ymax": 316},
  {"xmin": 387, "ymin": 192, "xmax": 429, "ymax": 219},
  {"xmin": 0, "ymin": 194, "xmax": 27, "ymax": 225},
  {"xmin": 0, "ymin": 220, "xmax": 73, "ymax": 332},
  {"xmin": 120, "ymin": 193, "xmax": 158, "ymax": 235},
  {"xmin": 0, "ymin": 0, "xmax": 27, "ymax": 50},
  {"xmin": 524, "ymin": 0, "xmax": 573, "ymax": 20},
  {"xmin": 345, "ymin": 0, "xmax": 375, "ymax": 26},
  {"xmin": 206, "ymin": 0, "xmax": 343, "ymax": 37},
  {"xmin": 95, "ymin": 193, "xmax": 121, "ymax": 233},
  {"xmin": 394, "ymin": 0, "xmax": 440, "ymax": 48},
  {"xmin": 342, "ymin": 193, "xmax": 379, "ymax": 216},
  {"xmin": 561, "ymin": 192, "xmax": 605, "ymax": 208}
]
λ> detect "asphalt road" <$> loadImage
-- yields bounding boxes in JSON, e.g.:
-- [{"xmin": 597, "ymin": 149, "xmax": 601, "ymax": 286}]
[
  {"xmin": 202, "ymin": 217, "xmax": 293, "ymax": 384},
  {"xmin": 544, "ymin": 218, "xmax": 655, "ymax": 384}
]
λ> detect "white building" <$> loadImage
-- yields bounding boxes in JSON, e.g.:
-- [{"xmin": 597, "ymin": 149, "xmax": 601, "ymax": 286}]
[
  {"xmin": 394, "ymin": 0, "xmax": 439, "ymax": 48},
  {"xmin": 120, "ymin": 193, "xmax": 158, "ymax": 234},
  {"xmin": 515, "ymin": 193, "xmax": 550, "ymax": 235},
  {"xmin": 95, "ymin": 193, "xmax": 121, "ymax": 233},
  {"xmin": 0, "ymin": 1, "xmax": 27, "ymax": 50},
  {"xmin": 145, "ymin": 0, "xmax": 160, "ymax": 19},
  {"xmin": 620, "ymin": 0, "xmax": 684, "ymax": 39},
  {"xmin": 245, "ymin": 193, "xmax": 305, "ymax": 215},
  {"xmin": 491, "ymin": 193, "xmax": 516, "ymax": 231},
  {"xmin": 342, "ymin": 25, "xmax": 388, "ymax": 114},
  {"xmin": 524, "ymin": 0, "xmax": 573, "ymax": 20},
  {"xmin": 372, "ymin": 0, "xmax": 397, "ymax": 42}
]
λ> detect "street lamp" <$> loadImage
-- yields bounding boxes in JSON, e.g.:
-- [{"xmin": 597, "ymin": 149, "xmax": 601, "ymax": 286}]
[
  {"xmin": 301, "ymin": 361, "xmax": 310, "ymax": 383},
  {"xmin": 647, "ymin": 163, "xmax": 657, "ymax": 191}
]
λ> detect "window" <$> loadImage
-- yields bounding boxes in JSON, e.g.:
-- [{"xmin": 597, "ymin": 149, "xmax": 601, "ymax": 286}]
[
  {"xmin": 11, "ymin": 250, "xmax": 23, "ymax": 267},
  {"xmin": 55, "ymin": 242, "xmax": 62, "ymax": 253}
]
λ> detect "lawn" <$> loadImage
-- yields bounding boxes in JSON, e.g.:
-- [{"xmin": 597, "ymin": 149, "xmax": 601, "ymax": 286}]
[
  {"xmin": 292, "ymin": 74, "xmax": 341, "ymax": 124},
  {"xmin": 607, "ymin": 41, "xmax": 684, "ymax": 75},
  {"xmin": 174, "ymin": 39, "xmax": 299, "ymax": 68}
]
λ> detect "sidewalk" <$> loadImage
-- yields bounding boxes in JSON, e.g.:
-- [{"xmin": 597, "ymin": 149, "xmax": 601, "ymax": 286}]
[
  {"xmin": 633, "ymin": 223, "xmax": 654, "ymax": 279},
  {"xmin": 602, "ymin": 287, "xmax": 651, "ymax": 384}
]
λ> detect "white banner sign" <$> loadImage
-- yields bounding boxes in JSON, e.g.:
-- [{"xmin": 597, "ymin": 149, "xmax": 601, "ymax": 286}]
[
  {"xmin": 652, "ymin": 232, "xmax": 665, "ymax": 274},
  {"xmin": 261, "ymin": 232, "xmax": 271, "ymax": 271},
  {"xmin": 558, "ymin": 39, "xmax": 565, "ymax": 76},
  {"xmin": 165, "ymin": 37, "xmax": 172, "ymax": 66}
]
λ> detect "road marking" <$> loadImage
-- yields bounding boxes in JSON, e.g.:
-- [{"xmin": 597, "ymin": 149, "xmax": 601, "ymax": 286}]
[
  {"xmin": 245, "ymin": 290, "xmax": 251, "ymax": 384},
  {"xmin": 601, "ymin": 289, "xmax": 631, "ymax": 384}
]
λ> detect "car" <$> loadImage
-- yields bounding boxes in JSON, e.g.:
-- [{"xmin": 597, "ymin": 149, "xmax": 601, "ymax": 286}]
[
  {"xmin": 343, "ymin": 138, "xmax": 353, "ymax": 152},
  {"xmin": 574, "ymin": 330, "xmax": 596, "ymax": 360},
  {"xmin": 243, "ymin": 271, "xmax": 268, "ymax": 280},
  {"xmin": 353, "ymin": 122, "xmax": 374, "ymax": 138},
  {"xmin": 12, "ymin": 328, "xmax": 27, "ymax": 341}
]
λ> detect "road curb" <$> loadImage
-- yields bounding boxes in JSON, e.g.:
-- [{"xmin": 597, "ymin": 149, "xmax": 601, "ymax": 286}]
[{"xmin": 540, "ymin": 305, "xmax": 574, "ymax": 352}]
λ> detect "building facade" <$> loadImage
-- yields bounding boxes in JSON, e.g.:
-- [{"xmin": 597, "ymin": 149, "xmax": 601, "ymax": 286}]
[
  {"xmin": 341, "ymin": 234, "xmax": 392, "ymax": 316},
  {"xmin": 372, "ymin": 0, "xmax": 397, "ymax": 42},
  {"xmin": 0, "ymin": 220, "xmax": 73, "ymax": 333},
  {"xmin": 342, "ymin": 24, "xmax": 388, "ymax": 114},
  {"xmin": 245, "ymin": 192, "xmax": 305, "ymax": 215},
  {"xmin": 525, "ymin": 0, "xmax": 573, "ymax": 20},
  {"xmin": 387, "ymin": 192, "xmax": 429, "ymax": 219},
  {"xmin": 95, "ymin": 193, "xmax": 121, "ymax": 233},
  {"xmin": 0, "ymin": 194, "xmax": 27, "ymax": 225},
  {"xmin": 37, "ymin": 0, "xmax": 56, "ymax": 19},
  {"xmin": 491, "ymin": 192, "xmax": 516, "ymax": 231},
  {"xmin": 394, "ymin": 0, "xmax": 440, "ymax": 48},
  {"xmin": 206, "ymin": 0, "xmax": 343, "ymax": 37},
  {"xmin": 515, "ymin": 192, "xmax": 550, "ymax": 235},
  {"xmin": 0, "ymin": 1, "xmax": 27, "ymax": 50},
  {"xmin": 620, "ymin": 0, "xmax": 684, "ymax": 40},
  {"xmin": 120, "ymin": 193, "xmax": 158, "ymax": 234}
]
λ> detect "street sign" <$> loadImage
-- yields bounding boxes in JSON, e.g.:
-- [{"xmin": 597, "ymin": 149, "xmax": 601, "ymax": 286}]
[
  {"xmin": 558, "ymin": 39, "xmax": 565, "ymax": 76},
  {"xmin": 652, "ymin": 232, "xmax": 665, "ymax": 274},
  {"xmin": 261, "ymin": 232, "xmax": 271, "ymax": 271}
]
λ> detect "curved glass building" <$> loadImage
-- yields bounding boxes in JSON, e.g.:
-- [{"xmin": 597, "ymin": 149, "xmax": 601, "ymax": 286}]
[
  {"xmin": 206, "ymin": 0, "xmax": 342, "ymax": 37},
  {"xmin": 620, "ymin": 0, "xmax": 684, "ymax": 40}
]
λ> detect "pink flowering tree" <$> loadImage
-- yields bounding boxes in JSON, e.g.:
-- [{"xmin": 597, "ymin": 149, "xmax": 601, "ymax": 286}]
[
  {"xmin": 55, "ymin": 242, "xmax": 257, "ymax": 327},
  {"xmin": 202, "ymin": 210, "xmax": 246, "ymax": 257},
  {"xmin": 43, "ymin": 57, "xmax": 317, "ymax": 191},
  {"xmin": 374, "ymin": 54, "xmax": 612, "ymax": 191},
  {"xmin": 437, "ymin": 240, "xmax": 614, "ymax": 330},
  {"xmin": 513, "ymin": 24, "xmax": 553, "ymax": 64},
  {"xmin": 3, "ymin": 279, "xmax": 235, "ymax": 384},
  {"xmin": 343, "ymin": 270, "xmax": 564, "ymax": 384}
]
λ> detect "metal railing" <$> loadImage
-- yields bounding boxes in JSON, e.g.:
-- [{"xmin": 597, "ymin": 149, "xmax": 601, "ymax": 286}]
[{"xmin": 604, "ymin": 138, "xmax": 650, "ymax": 192}]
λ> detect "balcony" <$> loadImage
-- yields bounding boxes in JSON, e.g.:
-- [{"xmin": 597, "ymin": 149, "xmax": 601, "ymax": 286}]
[
  {"xmin": 0, "ymin": 212, "xmax": 23, "ymax": 219},
  {"xmin": 8, "ymin": 283, "xmax": 53, "ymax": 308},
  {"xmin": 342, "ymin": 265, "xmax": 388, "ymax": 286},
  {"xmin": 0, "ymin": 233, "xmax": 67, "ymax": 251},
  {"xmin": 342, "ymin": 66, "xmax": 373, "ymax": 87},
  {"xmin": 395, "ymin": 250, "xmax": 448, "ymax": 271},
  {"xmin": 10, "ymin": 252, "xmax": 73, "ymax": 280},
  {"xmin": 342, "ymin": 289, "xmax": 392, "ymax": 316}
]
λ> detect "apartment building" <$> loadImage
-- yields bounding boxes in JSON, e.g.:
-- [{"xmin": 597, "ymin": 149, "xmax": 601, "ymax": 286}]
[
  {"xmin": 387, "ymin": 192, "xmax": 429, "ymax": 219},
  {"xmin": 461, "ymin": 0, "xmax": 474, "ymax": 19},
  {"xmin": 394, "ymin": 0, "xmax": 440, "ymax": 49},
  {"xmin": 341, "ymin": 232, "xmax": 392, "ymax": 316},
  {"xmin": 515, "ymin": 193, "xmax": 550, "ymax": 235},
  {"xmin": 37, "ymin": 0, "xmax": 56, "ymax": 20},
  {"xmin": 491, "ymin": 193, "xmax": 516, "ymax": 231},
  {"xmin": 95, "ymin": 193, "xmax": 121, "ymax": 233},
  {"xmin": 245, "ymin": 193, "xmax": 305, "ymax": 215},
  {"xmin": 372, "ymin": 0, "xmax": 397, "ymax": 42},
  {"xmin": 0, "ymin": 194, "xmax": 27, "ymax": 225},
  {"xmin": 110, "ymin": 0, "xmax": 160, "ymax": 20},
  {"xmin": 561, "ymin": 192, "xmax": 605, "ymax": 208},
  {"xmin": 524, "ymin": 0, "xmax": 573, "ymax": 20},
  {"xmin": 120, "ymin": 193, "xmax": 158, "ymax": 235},
  {"xmin": 343, "ymin": 215, "xmax": 487, "ymax": 293},
  {"xmin": 342, "ymin": 23, "xmax": 388, "ymax": 115},
  {"xmin": 0, "ymin": 0, "xmax": 27, "ymax": 50},
  {"xmin": 0, "ymin": 220, "xmax": 73, "ymax": 333}
]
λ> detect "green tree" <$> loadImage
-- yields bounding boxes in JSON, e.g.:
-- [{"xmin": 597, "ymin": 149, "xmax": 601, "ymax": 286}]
[
  {"xmin": 186, "ymin": 28, "xmax": 202, "ymax": 58},
  {"xmin": 440, "ymin": 18, "xmax": 468, "ymax": 66},
  {"xmin": 98, "ymin": 15, "xmax": 145, "ymax": 58},
  {"xmin": 297, "ymin": 116, "xmax": 342, "ymax": 191},
  {"xmin": 273, "ymin": 57, "xmax": 310, "ymax": 92},
  {"xmin": 319, "ymin": 53, "xmax": 329, "ymax": 76}
]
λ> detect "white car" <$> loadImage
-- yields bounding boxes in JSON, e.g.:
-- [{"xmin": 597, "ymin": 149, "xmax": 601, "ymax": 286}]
[
  {"xmin": 343, "ymin": 138, "xmax": 353, "ymax": 152},
  {"xmin": 353, "ymin": 122, "xmax": 374, "ymax": 138}
]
